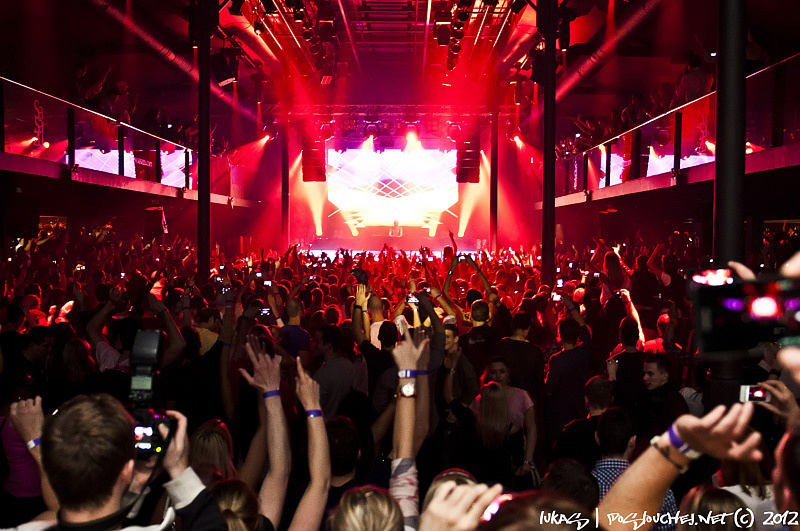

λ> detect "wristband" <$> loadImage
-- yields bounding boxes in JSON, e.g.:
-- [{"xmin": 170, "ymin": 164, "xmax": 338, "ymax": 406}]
[
  {"xmin": 306, "ymin": 409, "xmax": 323, "ymax": 418},
  {"xmin": 362, "ymin": 310, "xmax": 369, "ymax": 315},
  {"xmin": 435, "ymin": 294, "xmax": 443, "ymax": 300},
  {"xmin": 398, "ymin": 369, "xmax": 427, "ymax": 378},
  {"xmin": 667, "ymin": 424, "xmax": 702, "ymax": 459},
  {"xmin": 650, "ymin": 435, "xmax": 689, "ymax": 473},
  {"xmin": 262, "ymin": 389, "xmax": 281, "ymax": 399},
  {"xmin": 26, "ymin": 437, "xmax": 41, "ymax": 450}
]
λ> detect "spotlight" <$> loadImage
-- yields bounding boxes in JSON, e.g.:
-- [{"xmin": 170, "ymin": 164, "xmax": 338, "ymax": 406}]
[
  {"xmin": 456, "ymin": 8, "xmax": 470, "ymax": 21},
  {"xmin": 263, "ymin": 123, "xmax": 277, "ymax": 140},
  {"xmin": 320, "ymin": 123, "xmax": 335, "ymax": 140},
  {"xmin": 302, "ymin": 27, "xmax": 315, "ymax": 39},
  {"xmin": 406, "ymin": 123, "xmax": 419, "ymax": 139},
  {"xmin": 447, "ymin": 123, "xmax": 462, "ymax": 141},
  {"xmin": 449, "ymin": 39, "xmax": 462, "ymax": 53},
  {"xmin": 364, "ymin": 123, "xmax": 380, "ymax": 138},
  {"xmin": 293, "ymin": 8, "xmax": 304, "ymax": 21},
  {"xmin": 452, "ymin": 27, "xmax": 464, "ymax": 39},
  {"xmin": 253, "ymin": 20, "xmax": 265, "ymax": 34}
]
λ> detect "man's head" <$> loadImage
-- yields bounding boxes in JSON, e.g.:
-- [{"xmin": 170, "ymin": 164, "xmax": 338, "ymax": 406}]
[
  {"xmin": 378, "ymin": 321, "xmax": 399, "ymax": 350},
  {"xmin": 584, "ymin": 375, "xmax": 614, "ymax": 413},
  {"xmin": 510, "ymin": 312, "xmax": 531, "ymax": 336},
  {"xmin": 444, "ymin": 324, "xmax": 459, "ymax": 353},
  {"xmin": 656, "ymin": 313, "xmax": 670, "ymax": 337},
  {"xmin": 327, "ymin": 416, "xmax": 361, "ymax": 478},
  {"xmin": 317, "ymin": 325, "xmax": 343, "ymax": 358},
  {"xmin": 367, "ymin": 295, "xmax": 383, "ymax": 314},
  {"xmin": 643, "ymin": 353, "xmax": 671, "ymax": 391},
  {"xmin": 42, "ymin": 394, "xmax": 136, "ymax": 512},
  {"xmin": 196, "ymin": 307, "xmax": 221, "ymax": 331},
  {"xmin": 595, "ymin": 407, "xmax": 636, "ymax": 459},
  {"xmin": 558, "ymin": 318, "xmax": 581, "ymax": 347},
  {"xmin": 286, "ymin": 298, "xmax": 304, "ymax": 319},
  {"xmin": 619, "ymin": 317, "xmax": 639, "ymax": 347},
  {"xmin": 470, "ymin": 300, "xmax": 490, "ymax": 325}
]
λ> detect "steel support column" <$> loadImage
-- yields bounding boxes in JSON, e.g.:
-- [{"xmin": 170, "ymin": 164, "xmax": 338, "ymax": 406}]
[
  {"xmin": 197, "ymin": 0, "xmax": 216, "ymax": 277},
  {"xmin": 713, "ymin": 0, "xmax": 746, "ymax": 263},
  {"xmin": 541, "ymin": 0, "xmax": 557, "ymax": 286}
]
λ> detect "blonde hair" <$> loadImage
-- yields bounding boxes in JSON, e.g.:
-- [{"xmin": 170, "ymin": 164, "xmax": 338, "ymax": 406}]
[
  {"xmin": 421, "ymin": 470, "xmax": 477, "ymax": 511},
  {"xmin": 332, "ymin": 487, "xmax": 403, "ymax": 531},
  {"xmin": 478, "ymin": 381, "xmax": 510, "ymax": 450},
  {"xmin": 209, "ymin": 479, "xmax": 259, "ymax": 531},
  {"xmin": 190, "ymin": 419, "xmax": 236, "ymax": 482}
]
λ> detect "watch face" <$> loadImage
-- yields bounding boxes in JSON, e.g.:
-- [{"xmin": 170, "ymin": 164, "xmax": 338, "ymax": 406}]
[{"xmin": 399, "ymin": 382, "xmax": 416, "ymax": 398}]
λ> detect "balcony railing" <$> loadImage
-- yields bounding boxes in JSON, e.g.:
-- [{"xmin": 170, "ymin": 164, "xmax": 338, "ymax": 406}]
[
  {"xmin": 0, "ymin": 76, "xmax": 246, "ymax": 197},
  {"xmin": 556, "ymin": 51, "xmax": 800, "ymax": 197}
]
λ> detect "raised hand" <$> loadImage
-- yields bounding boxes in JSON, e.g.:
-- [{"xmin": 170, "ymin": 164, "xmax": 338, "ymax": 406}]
[
  {"xmin": 239, "ymin": 335, "xmax": 282, "ymax": 393},
  {"xmin": 392, "ymin": 329, "xmax": 429, "ymax": 371},
  {"xmin": 419, "ymin": 481, "xmax": 503, "ymax": 531},
  {"xmin": 673, "ymin": 403, "xmax": 763, "ymax": 462},
  {"xmin": 9, "ymin": 396, "xmax": 44, "ymax": 444},
  {"xmin": 295, "ymin": 357, "xmax": 321, "ymax": 411}
]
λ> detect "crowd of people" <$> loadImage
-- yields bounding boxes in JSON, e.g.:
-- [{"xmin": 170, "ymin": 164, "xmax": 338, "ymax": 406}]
[{"xmin": 2, "ymin": 222, "xmax": 800, "ymax": 531}]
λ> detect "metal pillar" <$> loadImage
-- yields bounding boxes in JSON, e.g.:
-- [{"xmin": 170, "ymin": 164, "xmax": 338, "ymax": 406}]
[
  {"xmin": 117, "ymin": 126, "xmax": 125, "ymax": 176},
  {"xmin": 197, "ymin": 0, "xmax": 216, "ymax": 278},
  {"xmin": 490, "ymin": 111, "xmax": 499, "ymax": 253},
  {"xmin": 713, "ymin": 0, "xmax": 746, "ymax": 264},
  {"xmin": 672, "ymin": 112, "xmax": 682, "ymax": 179},
  {"xmin": 541, "ymin": 0, "xmax": 557, "ymax": 286},
  {"xmin": 281, "ymin": 119, "xmax": 290, "ymax": 250},
  {"xmin": 67, "ymin": 107, "xmax": 75, "ymax": 170}
]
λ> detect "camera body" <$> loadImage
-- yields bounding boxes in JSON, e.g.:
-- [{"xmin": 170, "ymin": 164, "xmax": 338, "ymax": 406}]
[
  {"xmin": 129, "ymin": 329, "xmax": 175, "ymax": 457},
  {"xmin": 689, "ymin": 268, "xmax": 800, "ymax": 353}
]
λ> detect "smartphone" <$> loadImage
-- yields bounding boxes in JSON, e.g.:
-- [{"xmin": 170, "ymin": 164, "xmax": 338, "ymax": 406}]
[
  {"xmin": 427, "ymin": 257, "xmax": 435, "ymax": 262},
  {"xmin": 739, "ymin": 385, "xmax": 770, "ymax": 403},
  {"xmin": 264, "ymin": 280, "xmax": 273, "ymax": 287},
  {"xmin": 407, "ymin": 293, "xmax": 419, "ymax": 304},
  {"xmin": 219, "ymin": 264, "xmax": 225, "ymax": 270},
  {"xmin": 556, "ymin": 267, "xmax": 561, "ymax": 273},
  {"xmin": 256, "ymin": 272, "xmax": 263, "ymax": 278},
  {"xmin": 556, "ymin": 278, "xmax": 564, "ymax": 289},
  {"xmin": 121, "ymin": 272, "xmax": 126, "ymax": 278},
  {"xmin": 551, "ymin": 293, "xmax": 562, "ymax": 302},
  {"xmin": 593, "ymin": 272, "xmax": 600, "ymax": 279},
  {"xmin": 221, "ymin": 286, "xmax": 231, "ymax": 294},
  {"xmin": 568, "ymin": 262, "xmax": 573, "ymax": 269},
  {"xmin": 76, "ymin": 264, "xmax": 85, "ymax": 271},
  {"xmin": 689, "ymin": 268, "xmax": 800, "ymax": 353},
  {"xmin": 260, "ymin": 307, "xmax": 271, "ymax": 316}
]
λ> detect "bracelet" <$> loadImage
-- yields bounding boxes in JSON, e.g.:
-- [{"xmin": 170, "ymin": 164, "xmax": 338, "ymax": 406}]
[
  {"xmin": 306, "ymin": 409, "xmax": 323, "ymax": 418},
  {"xmin": 650, "ymin": 435, "xmax": 689, "ymax": 473},
  {"xmin": 667, "ymin": 424, "xmax": 702, "ymax": 459},
  {"xmin": 435, "ymin": 294, "xmax": 443, "ymax": 300},
  {"xmin": 523, "ymin": 459, "xmax": 535, "ymax": 468},
  {"xmin": 262, "ymin": 389, "xmax": 281, "ymax": 399},
  {"xmin": 362, "ymin": 310, "xmax": 369, "ymax": 315},
  {"xmin": 398, "ymin": 369, "xmax": 428, "ymax": 378},
  {"xmin": 26, "ymin": 437, "xmax": 41, "ymax": 450}
]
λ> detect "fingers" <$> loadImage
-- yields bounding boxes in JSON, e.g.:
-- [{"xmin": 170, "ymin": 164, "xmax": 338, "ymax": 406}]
[
  {"xmin": 239, "ymin": 367, "xmax": 255, "ymax": 387},
  {"xmin": 728, "ymin": 261, "xmax": 757, "ymax": 281},
  {"xmin": 728, "ymin": 431, "xmax": 763, "ymax": 461},
  {"xmin": 464, "ymin": 484, "xmax": 503, "ymax": 524},
  {"xmin": 778, "ymin": 250, "xmax": 800, "ymax": 277}
]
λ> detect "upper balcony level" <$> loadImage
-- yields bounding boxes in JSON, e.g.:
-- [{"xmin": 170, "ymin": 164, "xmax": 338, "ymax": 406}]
[
  {"xmin": 546, "ymin": 51, "xmax": 800, "ymax": 209},
  {"xmin": 0, "ymin": 76, "xmax": 261, "ymax": 208}
]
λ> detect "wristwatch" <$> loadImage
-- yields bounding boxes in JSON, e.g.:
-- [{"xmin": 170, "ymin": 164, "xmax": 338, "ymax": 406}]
[{"xmin": 397, "ymin": 382, "xmax": 417, "ymax": 398}]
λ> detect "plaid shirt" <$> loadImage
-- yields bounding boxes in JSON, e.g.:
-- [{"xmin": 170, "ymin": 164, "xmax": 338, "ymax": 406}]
[{"xmin": 592, "ymin": 458, "xmax": 678, "ymax": 531}]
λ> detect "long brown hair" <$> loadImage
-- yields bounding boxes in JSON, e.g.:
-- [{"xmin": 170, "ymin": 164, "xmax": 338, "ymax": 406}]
[{"xmin": 478, "ymin": 381, "xmax": 510, "ymax": 450}]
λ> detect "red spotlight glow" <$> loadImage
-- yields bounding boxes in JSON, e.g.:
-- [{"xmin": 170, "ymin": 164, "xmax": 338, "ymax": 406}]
[
  {"xmin": 704, "ymin": 140, "xmax": 716, "ymax": 156},
  {"xmin": 43, "ymin": 141, "xmax": 50, "ymax": 149}
]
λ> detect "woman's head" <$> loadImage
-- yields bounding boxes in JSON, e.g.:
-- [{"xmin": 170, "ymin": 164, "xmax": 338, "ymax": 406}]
[
  {"xmin": 678, "ymin": 486, "xmax": 753, "ymax": 531},
  {"xmin": 603, "ymin": 251, "xmax": 627, "ymax": 288},
  {"xmin": 61, "ymin": 338, "xmax": 97, "ymax": 385},
  {"xmin": 190, "ymin": 419, "xmax": 236, "ymax": 483},
  {"xmin": 209, "ymin": 479, "xmax": 259, "ymax": 531},
  {"xmin": 478, "ymin": 490, "xmax": 591, "ymax": 530},
  {"xmin": 482, "ymin": 357, "xmax": 510, "ymax": 387},
  {"xmin": 332, "ymin": 486, "xmax": 403, "ymax": 531}
]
